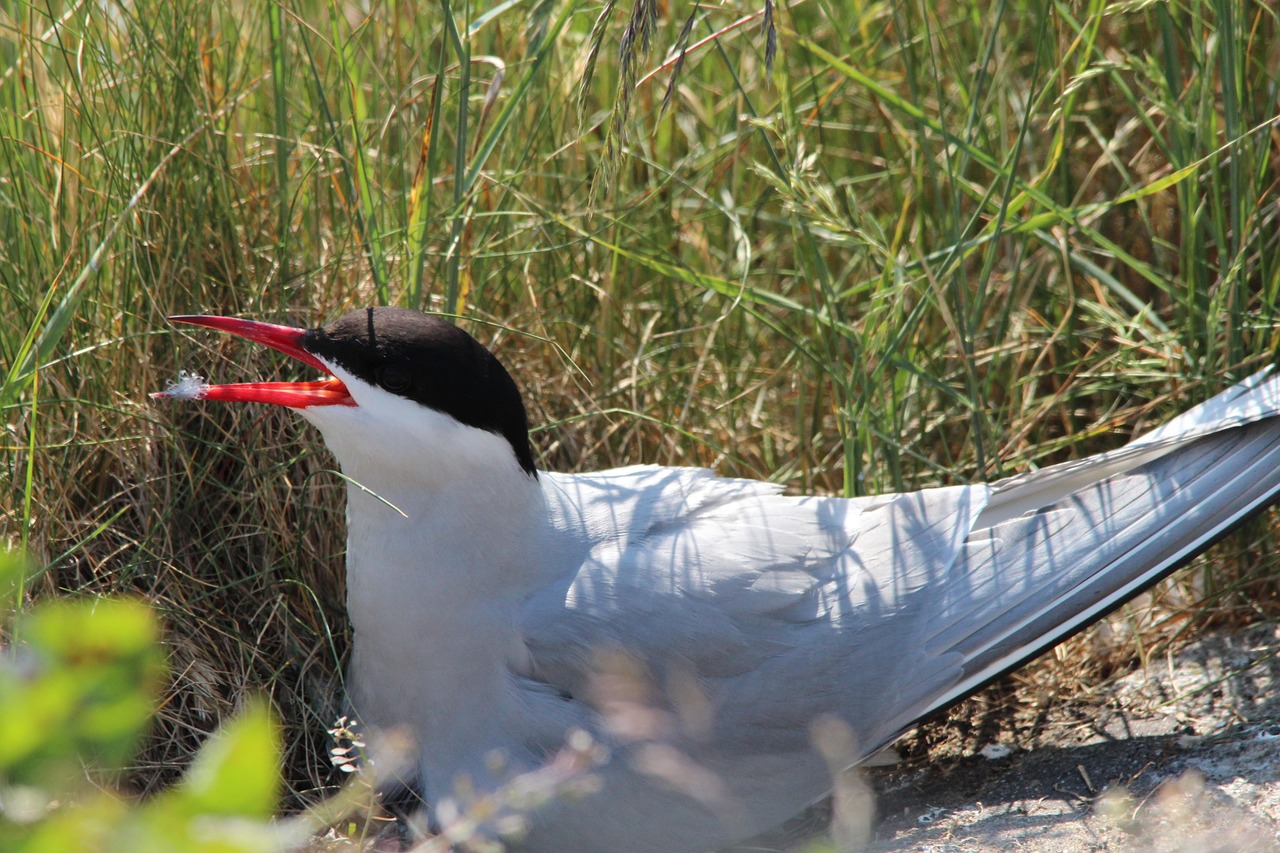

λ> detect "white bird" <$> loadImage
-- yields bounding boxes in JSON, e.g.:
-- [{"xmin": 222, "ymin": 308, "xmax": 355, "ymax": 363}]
[{"xmin": 157, "ymin": 306, "xmax": 1280, "ymax": 852}]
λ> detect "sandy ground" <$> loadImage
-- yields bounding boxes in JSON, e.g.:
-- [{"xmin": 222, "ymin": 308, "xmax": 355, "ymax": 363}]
[{"xmin": 858, "ymin": 623, "xmax": 1280, "ymax": 852}]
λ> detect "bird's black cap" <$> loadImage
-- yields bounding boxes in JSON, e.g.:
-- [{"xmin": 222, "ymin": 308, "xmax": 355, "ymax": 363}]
[{"xmin": 303, "ymin": 307, "xmax": 537, "ymax": 476}]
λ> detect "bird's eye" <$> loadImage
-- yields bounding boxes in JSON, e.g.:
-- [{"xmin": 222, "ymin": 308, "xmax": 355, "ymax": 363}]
[{"xmin": 377, "ymin": 365, "xmax": 414, "ymax": 394}]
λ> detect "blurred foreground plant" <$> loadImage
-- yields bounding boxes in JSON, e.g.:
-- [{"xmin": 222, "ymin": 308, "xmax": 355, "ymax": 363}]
[{"xmin": 0, "ymin": 551, "xmax": 286, "ymax": 852}]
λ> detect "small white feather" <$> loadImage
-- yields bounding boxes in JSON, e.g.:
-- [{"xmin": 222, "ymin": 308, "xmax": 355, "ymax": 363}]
[
  {"xmin": 980, "ymin": 743, "xmax": 1012, "ymax": 760},
  {"xmin": 157, "ymin": 370, "xmax": 208, "ymax": 400}
]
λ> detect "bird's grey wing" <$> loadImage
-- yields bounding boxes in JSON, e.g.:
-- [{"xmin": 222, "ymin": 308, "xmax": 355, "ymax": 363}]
[
  {"xmin": 1131, "ymin": 366, "xmax": 1280, "ymax": 447},
  {"xmin": 976, "ymin": 366, "xmax": 1280, "ymax": 528},
  {"xmin": 521, "ymin": 369, "xmax": 1280, "ymax": 763},
  {"xmin": 523, "ymin": 466, "xmax": 990, "ymax": 737},
  {"xmin": 833, "ymin": 368, "xmax": 1280, "ymax": 751}
]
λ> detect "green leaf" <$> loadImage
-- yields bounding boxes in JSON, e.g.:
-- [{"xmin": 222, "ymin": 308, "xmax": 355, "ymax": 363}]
[
  {"xmin": 176, "ymin": 700, "xmax": 282, "ymax": 820},
  {"xmin": 0, "ymin": 598, "xmax": 163, "ymax": 785}
]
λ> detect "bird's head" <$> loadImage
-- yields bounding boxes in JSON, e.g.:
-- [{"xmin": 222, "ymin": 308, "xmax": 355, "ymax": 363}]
[{"xmin": 155, "ymin": 307, "xmax": 538, "ymax": 488}]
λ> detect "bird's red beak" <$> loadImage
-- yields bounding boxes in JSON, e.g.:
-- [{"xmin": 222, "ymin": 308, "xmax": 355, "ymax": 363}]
[{"xmin": 153, "ymin": 315, "xmax": 355, "ymax": 408}]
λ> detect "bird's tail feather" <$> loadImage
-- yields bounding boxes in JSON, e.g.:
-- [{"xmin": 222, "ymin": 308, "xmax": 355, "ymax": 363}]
[
  {"xmin": 976, "ymin": 366, "xmax": 1280, "ymax": 529},
  {"xmin": 898, "ymin": 368, "xmax": 1280, "ymax": 742}
]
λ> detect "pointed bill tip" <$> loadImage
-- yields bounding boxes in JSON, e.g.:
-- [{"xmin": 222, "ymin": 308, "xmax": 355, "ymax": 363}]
[{"xmin": 165, "ymin": 314, "xmax": 328, "ymax": 374}]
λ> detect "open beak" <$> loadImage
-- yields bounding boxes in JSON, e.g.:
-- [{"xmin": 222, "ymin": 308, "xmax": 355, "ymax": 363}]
[{"xmin": 153, "ymin": 315, "xmax": 355, "ymax": 408}]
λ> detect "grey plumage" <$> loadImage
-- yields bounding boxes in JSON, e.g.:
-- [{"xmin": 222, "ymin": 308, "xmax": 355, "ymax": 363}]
[{"xmin": 503, "ymin": 373, "xmax": 1280, "ymax": 849}]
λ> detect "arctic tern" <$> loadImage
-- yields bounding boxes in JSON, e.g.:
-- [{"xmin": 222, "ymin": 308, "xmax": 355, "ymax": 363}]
[{"xmin": 156, "ymin": 306, "xmax": 1280, "ymax": 851}]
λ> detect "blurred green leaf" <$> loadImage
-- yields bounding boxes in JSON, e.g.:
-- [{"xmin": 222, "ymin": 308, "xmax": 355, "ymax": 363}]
[
  {"xmin": 0, "ymin": 598, "xmax": 163, "ymax": 787},
  {"xmin": 1, "ymin": 596, "xmax": 283, "ymax": 853},
  {"xmin": 172, "ymin": 700, "xmax": 282, "ymax": 820}
]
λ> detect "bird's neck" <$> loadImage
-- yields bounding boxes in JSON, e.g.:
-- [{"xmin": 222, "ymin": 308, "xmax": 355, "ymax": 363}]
[{"xmin": 337, "ymin": 460, "xmax": 547, "ymax": 769}]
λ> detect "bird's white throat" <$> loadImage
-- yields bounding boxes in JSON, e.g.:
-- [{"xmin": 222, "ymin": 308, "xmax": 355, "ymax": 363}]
[{"xmin": 300, "ymin": 370, "xmax": 547, "ymax": 781}]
